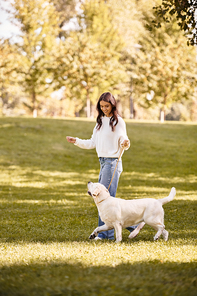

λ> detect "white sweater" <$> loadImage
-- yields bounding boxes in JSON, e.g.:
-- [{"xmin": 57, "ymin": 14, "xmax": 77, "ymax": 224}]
[{"xmin": 74, "ymin": 116, "xmax": 130, "ymax": 158}]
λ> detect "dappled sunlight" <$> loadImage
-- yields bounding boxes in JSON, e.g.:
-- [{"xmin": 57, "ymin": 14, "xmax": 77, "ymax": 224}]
[
  {"xmin": 118, "ymin": 185, "xmax": 197, "ymax": 200},
  {"xmin": 120, "ymin": 171, "xmax": 197, "ymax": 200},
  {"xmin": 119, "ymin": 185, "xmax": 171, "ymax": 195},
  {"xmin": 0, "ymin": 166, "xmax": 98, "ymax": 189},
  {"xmin": 0, "ymin": 198, "xmax": 78, "ymax": 206},
  {"xmin": 175, "ymin": 190, "xmax": 197, "ymax": 201},
  {"xmin": 0, "ymin": 241, "xmax": 196, "ymax": 268},
  {"xmin": 13, "ymin": 181, "xmax": 50, "ymax": 188},
  {"xmin": 0, "ymin": 123, "xmax": 16, "ymax": 128},
  {"xmin": 123, "ymin": 171, "xmax": 197, "ymax": 185}
]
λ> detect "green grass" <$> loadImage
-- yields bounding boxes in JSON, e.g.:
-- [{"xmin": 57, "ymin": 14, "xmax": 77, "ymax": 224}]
[{"xmin": 0, "ymin": 117, "xmax": 196, "ymax": 296}]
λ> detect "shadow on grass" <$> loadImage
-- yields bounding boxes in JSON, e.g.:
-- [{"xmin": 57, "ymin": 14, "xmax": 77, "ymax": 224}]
[
  {"xmin": 0, "ymin": 185, "xmax": 196, "ymax": 244},
  {"xmin": 0, "ymin": 260, "xmax": 196, "ymax": 296}
]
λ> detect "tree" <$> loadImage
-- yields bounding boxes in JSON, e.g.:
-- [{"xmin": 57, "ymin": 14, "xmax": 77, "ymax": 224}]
[
  {"xmin": 50, "ymin": 0, "xmax": 77, "ymax": 37},
  {"xmin": 153, "ymin": 0, "xmax": 197, "ymax": 45},
  {"xmin": 55, "ymin": 0, "xmax": 128, "ymax": 117},
  {"xmin": 78, "ymin": 0, "xmax": 128, "ymax": 116},
  {"xmin": 131, "ymin": 12, "xmax": 197, "ymax": 120},
  {"xmin": 106, "ymin": 0, "xmax": 156, "ymax": 118},
  {"xmin": 5, "ymin": 0, "xmax": 62, "ymax": 116},
  {"xmin": 51, "ymin": 0, "xmax": 77, "ymax": 26},
  {"xmin": 0, "ymin": 39, "xmax": 21, "ymax": 115}
]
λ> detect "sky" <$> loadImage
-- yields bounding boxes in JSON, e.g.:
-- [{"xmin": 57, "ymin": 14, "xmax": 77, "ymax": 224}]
[
  {"xmin": 0, "ymin": 0, "xmax": 20, "ymax": 38},
  {"xmin": 0, "ymin": 0, "xmax": 78, "ymax": 39}
]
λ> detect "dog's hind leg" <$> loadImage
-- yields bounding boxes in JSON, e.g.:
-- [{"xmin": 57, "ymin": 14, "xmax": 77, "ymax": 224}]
[
  {"xmin": 89, "ymin": 224, "xmax": 112, "ymax": 240},
  {"xmin": 144, "ymin": 205, "xmax": 166, "ymax": 241},
  {"xmin": 153, "ymin": 225, "xmax": 165, "ymax": 241},
  {"xmin": 162, "ymin": 229, "xmax": 168, "ymax": 241},
  {"xmin": 128, "ymin": 222, "xmax": 145, "ymax": 239}
]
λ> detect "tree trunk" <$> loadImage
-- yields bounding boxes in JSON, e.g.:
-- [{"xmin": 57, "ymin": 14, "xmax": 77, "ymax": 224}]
[
  {"xmin": 33, "ymin": 109, "xmax": 37, "ymax": 118},
  {"xmin": 86, "ymin": 90, "xmax": 91, "ymax": 118},
  {"xmin": 160, "ymin": 109, "xmax": 165, "ymax": 122},
  {"xmin": 130, "ymin": 84, "xmax": 134, "ymax": 119},
  {"xmin": 32, "ymin": 89, "xmax": 37, "ymax": 118},
  {"xmin": 160, "ymin": 95, "xmax": 167, "ymax": 122}
]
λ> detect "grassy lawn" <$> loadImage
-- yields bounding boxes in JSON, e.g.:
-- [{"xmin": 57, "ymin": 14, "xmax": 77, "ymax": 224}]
[{"xmin": 0, "ymin": 117, "xmax": 196, "ymax": 296}]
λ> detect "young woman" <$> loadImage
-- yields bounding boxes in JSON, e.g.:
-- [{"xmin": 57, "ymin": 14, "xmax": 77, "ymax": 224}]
[{"xmin": 66, "ymin": 92, "xmax": 136, "ymax": 240}]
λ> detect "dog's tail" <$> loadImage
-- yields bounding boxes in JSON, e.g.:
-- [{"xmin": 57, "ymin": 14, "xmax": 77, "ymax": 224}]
[{"xmin": 159, "ymin": 187, "xmax": 176, "ymax": 205}]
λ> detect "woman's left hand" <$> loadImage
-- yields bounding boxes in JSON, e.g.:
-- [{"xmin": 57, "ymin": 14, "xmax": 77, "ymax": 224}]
[{"xmin": 121, "ymin": 140, "xmax": 130, "ymax": 149}]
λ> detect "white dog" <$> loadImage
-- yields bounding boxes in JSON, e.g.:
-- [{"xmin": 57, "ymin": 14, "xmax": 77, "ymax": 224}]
[{"xmin": 87, "ymin": 182, "xmax": 176, "ymax": 242}]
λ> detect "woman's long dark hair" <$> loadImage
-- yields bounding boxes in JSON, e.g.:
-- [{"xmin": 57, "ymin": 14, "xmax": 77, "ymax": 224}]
[{"xmin": 96, "ymin": 92, "xmax": 118, "ymax": 131}]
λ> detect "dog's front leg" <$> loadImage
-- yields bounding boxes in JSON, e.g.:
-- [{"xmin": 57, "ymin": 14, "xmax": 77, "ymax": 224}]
[
  {"xmin": 113, "ymin": 221, "xmax": 122, "ymax": 243},
  {"xmin": 89, "ymin": 224, "xmax": 111, "ymax": 240}
]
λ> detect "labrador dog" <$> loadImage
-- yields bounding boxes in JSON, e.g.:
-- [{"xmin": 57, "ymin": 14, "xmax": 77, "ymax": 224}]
[{"xmin": 87, "ymin": 182, "xmax": 176, "ymax": 242}]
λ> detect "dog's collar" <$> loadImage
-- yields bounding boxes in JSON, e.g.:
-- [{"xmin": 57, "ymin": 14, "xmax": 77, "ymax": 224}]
[{"xmin": 97, "ymin": 197, "xmax": 108, "ymax": 204}]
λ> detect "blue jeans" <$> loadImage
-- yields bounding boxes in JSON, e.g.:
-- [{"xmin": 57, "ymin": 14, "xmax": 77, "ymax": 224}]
[{"xmin": 98, "ymin": 157, "xmax": 136, "ymax": 239}]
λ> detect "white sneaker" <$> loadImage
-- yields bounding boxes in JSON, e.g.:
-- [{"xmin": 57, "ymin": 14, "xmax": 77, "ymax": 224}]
[{"xmin": 94, "ymin": 237, "xmax": 102, "ymax": 240}]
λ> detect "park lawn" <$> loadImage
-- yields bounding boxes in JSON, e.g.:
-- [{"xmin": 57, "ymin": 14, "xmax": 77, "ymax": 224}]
[{"xmin": 0, "ymin": 117, "xmax": 196, "ymax": 296}]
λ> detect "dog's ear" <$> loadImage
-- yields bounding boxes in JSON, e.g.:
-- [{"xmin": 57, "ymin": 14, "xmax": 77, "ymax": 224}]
[{"xmin": 92, "ymin": 187, "xmax": 100, "ymax": 197}]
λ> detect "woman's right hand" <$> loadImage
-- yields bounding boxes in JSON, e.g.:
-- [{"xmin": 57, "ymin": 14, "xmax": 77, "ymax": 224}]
[{"xmin": 66, "ymin": 136, "xmax": 76, "ymax": 144}]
